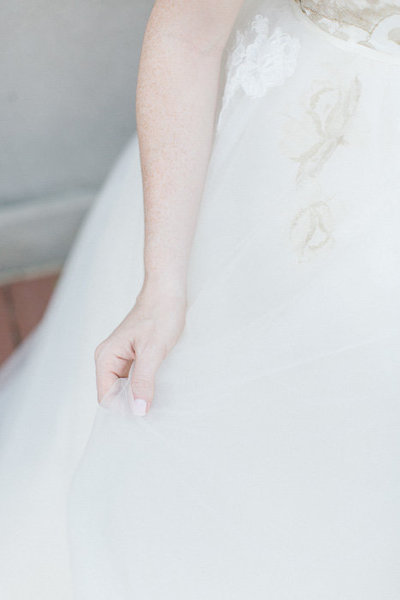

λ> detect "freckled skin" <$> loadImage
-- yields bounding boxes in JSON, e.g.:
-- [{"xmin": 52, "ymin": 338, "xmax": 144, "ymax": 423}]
[
  {"xmin": 95, "ymin": 0, "xmax": 244, "ymax": 414},
  {"xmin": 137, "ymin": 0, "xmax": 245, "ymax": 284}
]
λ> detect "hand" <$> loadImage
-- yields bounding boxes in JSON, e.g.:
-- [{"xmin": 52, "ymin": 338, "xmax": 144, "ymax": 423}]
[{"xmin": 94, "ymin": 281, "xmax": 187, "ymax": 415}]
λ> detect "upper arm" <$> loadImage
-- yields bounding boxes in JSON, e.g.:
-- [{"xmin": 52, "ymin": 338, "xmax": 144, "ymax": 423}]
[{"xmin": 150, "ymin": 0, "xmax": 245, "ymax": 55}]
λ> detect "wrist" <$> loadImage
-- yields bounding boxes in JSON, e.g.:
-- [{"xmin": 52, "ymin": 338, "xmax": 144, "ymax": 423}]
[{"xmin": 141, "ymin": 272, "xmax": 187, "ymax": 301}]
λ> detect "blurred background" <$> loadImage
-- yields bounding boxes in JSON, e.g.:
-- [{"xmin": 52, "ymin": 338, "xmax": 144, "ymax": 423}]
[{"xmin": 0, "ymin": 0, "xmax": 152, "ymax": 362}]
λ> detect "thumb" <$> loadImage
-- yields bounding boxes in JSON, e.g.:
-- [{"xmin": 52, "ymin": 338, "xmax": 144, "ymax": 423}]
[{"xmin": 130, "ymin": 350, "xmax": 162, "ymax": 416}]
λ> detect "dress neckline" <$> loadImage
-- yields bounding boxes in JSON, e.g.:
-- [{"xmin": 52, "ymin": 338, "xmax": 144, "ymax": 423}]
[{"xmin": 292, "ymin": 0, "xmax": 400, "ymax": 61}]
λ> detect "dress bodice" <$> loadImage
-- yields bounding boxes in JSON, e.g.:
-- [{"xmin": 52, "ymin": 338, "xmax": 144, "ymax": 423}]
[{"xmin": 294, "ymin": 0, "xmax": 400, "ymax": 56}]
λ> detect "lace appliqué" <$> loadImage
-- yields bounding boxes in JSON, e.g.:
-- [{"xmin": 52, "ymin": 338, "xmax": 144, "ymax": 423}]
[{"xmin": 217, "ymin": 14, "xmax": 300, "ymax": 131}]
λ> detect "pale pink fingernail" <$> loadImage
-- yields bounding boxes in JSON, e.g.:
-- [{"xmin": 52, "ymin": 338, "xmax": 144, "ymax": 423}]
[{"xmin": 132, "ymin": 398, "xmax": 147, "ymax": 416}]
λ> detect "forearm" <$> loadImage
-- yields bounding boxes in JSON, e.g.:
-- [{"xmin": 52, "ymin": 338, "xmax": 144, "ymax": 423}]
[{"xmin": 136, "ymin": 0, "xmax": 243, "ymax": 294}]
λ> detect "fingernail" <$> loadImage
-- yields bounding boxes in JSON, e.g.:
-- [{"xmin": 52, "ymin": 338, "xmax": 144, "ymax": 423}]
[{"xmin": 132, "ymin": 397, "xmax": 147, "ymax": 416}]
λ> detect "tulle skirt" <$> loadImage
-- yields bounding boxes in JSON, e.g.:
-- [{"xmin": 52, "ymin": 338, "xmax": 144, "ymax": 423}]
[{"xmin": 1, "ymin": 0, "xmax": 400, "ymax": 597}]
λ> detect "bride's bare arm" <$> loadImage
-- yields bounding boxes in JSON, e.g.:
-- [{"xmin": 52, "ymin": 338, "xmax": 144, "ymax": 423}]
[
  {"xmin": 95, "ymin": 0, "xmax": 244, "ymax": 414},
  {"xmin": 137, "ymin": 0, "xmax": 243, "ymax": 288}
]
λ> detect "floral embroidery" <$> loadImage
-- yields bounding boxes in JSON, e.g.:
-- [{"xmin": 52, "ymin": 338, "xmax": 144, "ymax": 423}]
[
  {"xmin": 282, "ymin": 77, "xmax": 361, "ymax": 183},
  {"xmin": 290, "ymin": 200, "xmax": 334, "ymax": 259},
  {"xmin": 217, "ymin": 14, "xmax": 300, "ymax": 130},
  {"xmin": 281, "ymin": 75, "xmax": 361, "ymax": 260},
  {"xmin": 295, "ymin": 0, "xmax": 400, "ymax": 56}
]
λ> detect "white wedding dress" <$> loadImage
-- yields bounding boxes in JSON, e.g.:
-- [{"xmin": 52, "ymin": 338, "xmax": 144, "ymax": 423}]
[{"xmin": 1, "ymin": 0, "xmax": 400, "ymax": 597}]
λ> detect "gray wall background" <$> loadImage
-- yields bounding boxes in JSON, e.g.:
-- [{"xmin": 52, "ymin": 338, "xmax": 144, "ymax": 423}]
[{"xmin": 0, "ymin": 0, "xmax": 152, "ymax": 282}]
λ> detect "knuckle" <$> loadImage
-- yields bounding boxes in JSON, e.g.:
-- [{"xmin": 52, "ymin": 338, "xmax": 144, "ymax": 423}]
[{"xmin": 94, "ymin": 340, "xmax": 109, "ymax": 363}]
